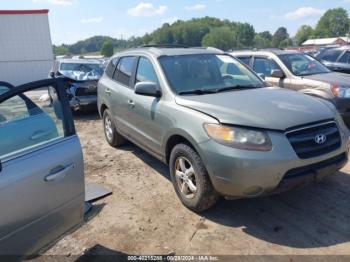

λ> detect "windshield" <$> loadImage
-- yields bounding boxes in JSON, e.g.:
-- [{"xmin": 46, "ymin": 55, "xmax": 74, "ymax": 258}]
[
  {"xmin": 59, "ymin": 62, "xmax": 103, "ymax": 81},
  {"xmin": 279, "ymin": 53, "xmax": 331, "ymax": 76},
  {"xmin": 60, "ymin": 62, "xmax": 101, "ymax": 72},
  {"xmin": 159, "ymin": 54, "xmax": 265, "ymax": 95}
]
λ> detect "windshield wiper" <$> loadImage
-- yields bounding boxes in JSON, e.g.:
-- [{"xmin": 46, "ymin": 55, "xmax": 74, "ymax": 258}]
[
  {"xmin": 215, "ymin": 85, "xmax": 260, "ymax": 93},
  {"xmin": 178, "ymin": 89, "xmax": 218, "ymax": 95}
]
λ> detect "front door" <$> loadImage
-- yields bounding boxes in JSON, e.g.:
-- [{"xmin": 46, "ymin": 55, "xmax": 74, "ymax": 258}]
[
  {"xmin": 0, "ymin": 79, "xmax": 84, "ymax": 256},
  {"xmin": 126, "ymin": 57, "xmax": 164, "ymax": 156},
  {"xmin": 252, "ymin": 56, "xmax": 289, "ymax": 88}
]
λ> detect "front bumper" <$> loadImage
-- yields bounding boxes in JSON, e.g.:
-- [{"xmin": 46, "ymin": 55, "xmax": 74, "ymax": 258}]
[
  {"xmin": 69, "ymin": 95, "xmax": 97, "ymax": 110},
  {"xmin": 198, "ymin": 130, "xmax": 349, "ymax": 198}
]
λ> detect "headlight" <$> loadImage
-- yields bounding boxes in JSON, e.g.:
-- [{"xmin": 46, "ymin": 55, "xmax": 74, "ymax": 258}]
[
  {"xmin": 331, "ymin": 84, "xmax": 350, "ymax": 98},
  {"xmin": 203, "ymin": 124, "xmax": 272, "ymax": 151}
]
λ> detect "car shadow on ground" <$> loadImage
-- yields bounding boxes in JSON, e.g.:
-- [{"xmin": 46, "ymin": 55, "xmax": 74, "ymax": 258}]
[
  {"xmin": 75, "ymin": 244, "xmax": 130, "ymax": 262},
  {"xmin": 124, "ymin": 143, "xmax": 350, "ymax": 249},
  {"xmin": 72, "ymin": 109, "xmax": 100, "ymax": 121}
]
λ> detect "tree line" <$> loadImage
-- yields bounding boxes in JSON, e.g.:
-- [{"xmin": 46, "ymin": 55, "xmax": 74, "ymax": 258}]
[{"xmin": 53, "ymin": 7, "xmax": 350, "ymax": 56}]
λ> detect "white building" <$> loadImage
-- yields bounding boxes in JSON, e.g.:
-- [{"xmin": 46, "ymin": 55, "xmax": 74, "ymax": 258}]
[
  {"xmin": 0, "ymin": 10, "xmax": 53, "ymax": 86},
  {"xmin": 302, "ymin": 37, "xmax": 350, "ymax": 47}
]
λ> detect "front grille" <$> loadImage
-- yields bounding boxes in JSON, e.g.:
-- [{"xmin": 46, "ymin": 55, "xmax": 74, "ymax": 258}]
[
  {"xmin": 75, "ymin": 86, "xmax": 97, "ymax": 96},
  {"xmin": 286, "ymin": 121, "xmax": 341, "ymax": 159}
]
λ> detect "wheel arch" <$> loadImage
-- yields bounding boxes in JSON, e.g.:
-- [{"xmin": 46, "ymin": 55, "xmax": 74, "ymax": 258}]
[
  {"xmin": 164, "ymin": 130, "xmax": 205, "ymax": 165},
  {"xmin": 99, "ymin": 103, "xmax": 108, "ymax": 118}
]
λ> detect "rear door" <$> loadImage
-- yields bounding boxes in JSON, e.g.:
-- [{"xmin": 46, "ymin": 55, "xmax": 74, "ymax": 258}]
[
  {"xmin": 0, "ymin": 79, "xmax": 84, "ymax": 255},
  {"xmin": 109, "ymin": 56, "xmax": 138, "ymax": 136}
]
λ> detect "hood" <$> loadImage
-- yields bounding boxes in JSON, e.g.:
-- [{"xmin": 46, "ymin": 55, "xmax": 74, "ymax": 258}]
[
  {"xmin": 303, "ymin": 72, "xmax": 350, "ymax": 87},
  {"xmin": 175, "ymin": 87, "xmax": 335, "ymax": 130},
  {"xmin": 59, "ymin": 70, "xmax": 102, "ymax": 81}
]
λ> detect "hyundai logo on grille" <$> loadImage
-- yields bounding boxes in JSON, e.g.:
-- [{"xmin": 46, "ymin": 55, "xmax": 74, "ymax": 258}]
[{"xmin": 314, "ymin": 134, "xmax": 327, "ymax": 144}]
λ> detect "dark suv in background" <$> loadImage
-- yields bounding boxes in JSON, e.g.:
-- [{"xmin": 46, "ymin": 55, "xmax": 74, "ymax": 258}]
[
  {"xmin": 232, "ymin": 49, "xmax": 350, "ymax": 125},
  {"xmin": 316, "ymin": 46, "xmax": 350, "ymax": 74}
]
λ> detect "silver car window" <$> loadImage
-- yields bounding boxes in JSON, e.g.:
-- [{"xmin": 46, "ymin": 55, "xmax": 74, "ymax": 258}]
[{"xmin": 0, "ymin": 86, "xmax": 65, "ymax": 159}]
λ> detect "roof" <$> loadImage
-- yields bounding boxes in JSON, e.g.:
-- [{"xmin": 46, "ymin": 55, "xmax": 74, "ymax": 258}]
[
  {"xmin": 302, "ymin": 37, "xmax": 349, "ymax": 46},
  {"xmin": 114, "ymin": 46, "xmax": 224, "ymax": 58},
  {"xmin": 231, "ymin": 49, "xmax": 299, "ymax": 56},
  {"xmin": 0, "ymin": 9, "xmax": 49, "ymax": 15}
]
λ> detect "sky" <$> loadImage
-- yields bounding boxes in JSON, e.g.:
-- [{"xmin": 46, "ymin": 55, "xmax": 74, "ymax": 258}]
[{"xmin": 1, "ymin": 0, "xmax": 350, "ymax": 45}]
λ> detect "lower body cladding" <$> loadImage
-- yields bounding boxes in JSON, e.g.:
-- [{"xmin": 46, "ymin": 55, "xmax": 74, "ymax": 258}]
[{"xmin": 198, "ymin": 129, "xmax": 349, "ymax": 199}]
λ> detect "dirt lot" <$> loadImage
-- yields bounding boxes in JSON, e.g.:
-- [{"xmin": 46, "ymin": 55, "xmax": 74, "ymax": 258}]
[{"xmin": 41, "ymin": 111, "xmax": 350, "ymax": 258}]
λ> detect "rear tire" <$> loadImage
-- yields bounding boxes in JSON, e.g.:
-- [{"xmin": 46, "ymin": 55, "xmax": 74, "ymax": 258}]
[
  {"xmin": 103, "ymin": 109, "xmax": 126, "ymax": 147},
  {"xmin": 169, "ymin": 143, "xmax": 219, "ymax": 212}
]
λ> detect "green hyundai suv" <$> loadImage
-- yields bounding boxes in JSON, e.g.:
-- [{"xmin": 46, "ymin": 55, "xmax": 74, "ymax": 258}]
[{"xmin": 98, "ymin": 46, "xmax": 349, "ymax": 211}]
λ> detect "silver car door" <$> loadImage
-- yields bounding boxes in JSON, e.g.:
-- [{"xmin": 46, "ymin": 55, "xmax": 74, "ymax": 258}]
[{"xmin": 0, "ymin": 79, "xmax": 84, "ymax": 256}]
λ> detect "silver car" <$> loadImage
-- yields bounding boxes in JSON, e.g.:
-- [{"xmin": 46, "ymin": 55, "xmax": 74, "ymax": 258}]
[
  {"xmin": 232, "ymin": 49, "xmax": 350, "ymax": 125},
  {"xmin": 98, "ymin": 46, "xmax": 349, "ymax": 212},
  {"xmin": 0, "ymin": 79, "xmax": 84, "ymax": 256}
]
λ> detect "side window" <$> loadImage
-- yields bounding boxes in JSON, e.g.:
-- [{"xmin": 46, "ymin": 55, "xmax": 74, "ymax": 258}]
[
  {"xmin": 320, "ymin": 49, "xmax": 342, "ymax": 62},
  {"xmin": 253, "ymin": 57, "xmax": 280, "ymax": 77},
  {"xmin": 339, "ymin": 51, "xmax": 350, "ymax": 64},
  {"xmin": 237, "ymin": 56, "xmax": 251, "ymax": 66},
  {"xmin": 0, "ymin": 84, "xmax": 66, "ymax": 159},
  {"xmin": 113, "ymin": 57, "xmax": 137, "ymax": 87},
  {"xmin": 136, "ymin": 57, "xmax": 158, "ymax": 83},
  {"xmin": 0, "ymin": 85, "xmax": 9, "ymax": 96},
  {"xmin": 105, "ymin": 58, "xmax": 118, "ymax": 79}
]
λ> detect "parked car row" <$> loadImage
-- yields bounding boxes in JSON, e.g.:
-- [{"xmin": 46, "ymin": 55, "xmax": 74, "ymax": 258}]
[{"xmin": 1, "ymin": 45, "xmax": 350, "ymax": 256}]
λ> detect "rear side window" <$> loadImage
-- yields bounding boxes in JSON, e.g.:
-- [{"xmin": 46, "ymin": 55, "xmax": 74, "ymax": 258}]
[
  {"xmin": 113, "ymin": 57, "xmax": 137, "ymax": 87},
  {"xmin": 339, "ymin": 51, "xmax": 350, "ymax": 64},
  {"xmin": 237, "ymin": 56, "xmax": 251, "ymax": 66},
  {"xmin": 136, "ymin": 57, "xmax": 158, "ymax": 83},
  {"xmin": 105, "ymin": 58, "xmax": 118, "ymax": 78},
  {"xmin": 319, "ymin": 49, "xmax": 342, "ymax": 62}
]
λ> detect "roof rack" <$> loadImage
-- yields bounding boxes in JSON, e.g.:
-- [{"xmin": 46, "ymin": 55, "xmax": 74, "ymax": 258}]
[{"xmin": 138, "ymin": 44, "xmax": 189, "ymax": 48}]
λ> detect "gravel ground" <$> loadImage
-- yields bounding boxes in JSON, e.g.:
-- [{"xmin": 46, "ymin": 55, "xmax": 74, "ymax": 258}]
[{"xmin": 39, "ymin": 111, "xmax": 350, "ymax": 259}]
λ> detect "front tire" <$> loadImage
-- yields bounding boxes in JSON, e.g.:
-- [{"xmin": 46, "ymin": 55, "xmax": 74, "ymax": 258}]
[
  {"xmin": 169, "ymin": 143, "xmax": 219, "ymax": 212},
  {"xmin": 103, "ymin": 109, "xmax": 126, "ymax": 147}
]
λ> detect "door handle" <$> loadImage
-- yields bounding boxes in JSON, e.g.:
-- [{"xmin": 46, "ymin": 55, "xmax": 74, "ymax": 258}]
[
  {"xmin": 127, "ymin": 100, "xmax": 135, "ymax": 107},
  {"xmin": 30, "ymin": 130, "xmax": 52, "ymax": 140},
  {"xmin": 45, "ymin": 164, "xmax": 75, "ymax": 182},
  {"xmin": 105, "ymin": 88, "xmax": 111, "ymax": 94}
]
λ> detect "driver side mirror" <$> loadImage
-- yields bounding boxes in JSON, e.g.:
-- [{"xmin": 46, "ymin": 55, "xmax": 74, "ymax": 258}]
[
  {"xmin": 257, "ymin": 73, "xmax": 265, "ymax": 80},
  {"xmin": 271, "ymin": 69, "xmax": 284, "ymax": 79},
  {"xmin": 135, "ymin": 82, "xmax": 161, "ymax": 97},
  {"xmin": 49, "ymin": 72, "xmax": 55, "ymax": 78}
]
